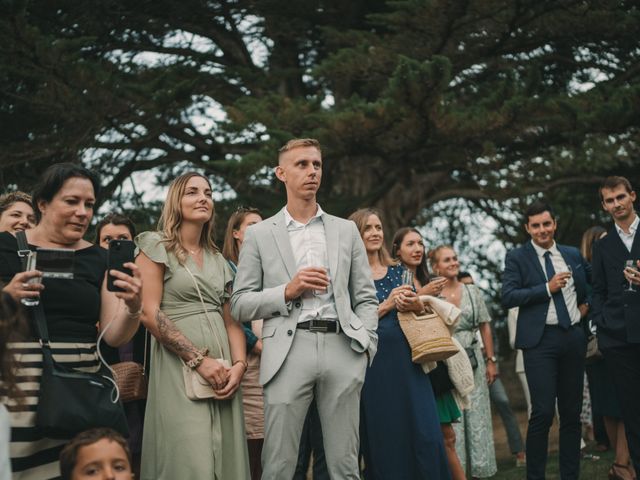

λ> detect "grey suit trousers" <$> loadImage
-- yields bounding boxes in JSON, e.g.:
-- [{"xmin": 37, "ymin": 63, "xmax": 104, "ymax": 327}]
[{"xmin": 261, "ymin": 329, "xmax": 367, "ymax": 480}]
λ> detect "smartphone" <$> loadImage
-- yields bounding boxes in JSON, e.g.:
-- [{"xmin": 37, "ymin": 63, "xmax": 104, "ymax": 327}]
[
  {"xmin": 107, "ymin": 239, "xmax": 135, "ymax": 292},
  {"xmin": 36, "ymin": 248, "xmax": 75, "ymax": 279}
]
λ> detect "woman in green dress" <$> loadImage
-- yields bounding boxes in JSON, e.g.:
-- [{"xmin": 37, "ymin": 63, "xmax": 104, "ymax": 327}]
[
  {"xmin": 430, "ymin": 245, "xmax": 498, "ymax": 479},
  {"xmin": 136, "ymin": 172, "xmax": 250, "ymax": 479}
]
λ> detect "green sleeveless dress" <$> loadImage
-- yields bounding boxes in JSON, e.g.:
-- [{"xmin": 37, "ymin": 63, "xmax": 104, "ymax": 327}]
[{"xmin": 137, "ymin": 232, "xmax": 250, "ymax": 480}]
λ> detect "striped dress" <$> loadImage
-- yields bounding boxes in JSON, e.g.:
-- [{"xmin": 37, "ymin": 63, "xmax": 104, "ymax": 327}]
[{"xmin": 0, "ymin": 232, "xmax": 106, "ymax": 479}]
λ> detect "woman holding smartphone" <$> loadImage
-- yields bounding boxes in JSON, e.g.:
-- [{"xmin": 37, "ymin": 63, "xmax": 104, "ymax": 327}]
[
  {"xmin": 0, "ymin": 163, "xmax": 142, "ymax": 480},
  {"xmin": 136, "ymin": 172, "xmax": 249, "ymax": 479},
  {"xmin": 350, "ymin": 209, "xmax": 450, "ymax": 480}
]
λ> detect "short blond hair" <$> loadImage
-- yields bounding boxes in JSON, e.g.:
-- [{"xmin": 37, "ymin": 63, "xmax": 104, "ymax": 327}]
[{"xmin": 278, "ymin": 138, "xmax": 321, "ymax": 163}]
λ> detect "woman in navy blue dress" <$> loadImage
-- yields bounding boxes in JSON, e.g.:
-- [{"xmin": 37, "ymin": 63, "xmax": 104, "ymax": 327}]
[{"xmin": 349, "ymin": 209, "xmax": 450, "ymax": 480}]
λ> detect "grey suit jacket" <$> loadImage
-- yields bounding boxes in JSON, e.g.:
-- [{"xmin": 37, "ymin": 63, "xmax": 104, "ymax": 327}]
[{"xmin": 230, "ymin": 210, "xmax": 379, "ymax": 385}]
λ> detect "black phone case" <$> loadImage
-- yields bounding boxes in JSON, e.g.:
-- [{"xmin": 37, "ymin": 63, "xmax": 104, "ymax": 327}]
[{"xmin": 107, "ymin": 240, "xmax": 135, "ymax": 292}]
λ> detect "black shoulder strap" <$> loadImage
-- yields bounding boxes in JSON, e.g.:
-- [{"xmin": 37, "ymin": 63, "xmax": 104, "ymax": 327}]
[
  {"xmin": 15, "ymin": 232, "xmax": 50, "ymax": 343},
  {"xmin": 15, "ymin": 230, "xmax": 31, "ymax": 270}
]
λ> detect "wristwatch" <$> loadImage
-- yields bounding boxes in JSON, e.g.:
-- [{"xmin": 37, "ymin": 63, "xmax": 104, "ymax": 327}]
[{"xmin": 486, "ymin": 355, "xmax": 497, "ymax": 363}]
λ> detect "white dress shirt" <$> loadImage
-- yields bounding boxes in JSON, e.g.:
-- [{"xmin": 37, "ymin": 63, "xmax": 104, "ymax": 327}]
[
  {"xmin": 283, "ymin": 206, "xmax": 338, "ymax": 324},
  {"xmin": 615, "ymin": 214, "xmax": 639, "ymax": 252},
  {"xmin": 531, "ymin": 241, "xmax": 581, "ymax": 326}
]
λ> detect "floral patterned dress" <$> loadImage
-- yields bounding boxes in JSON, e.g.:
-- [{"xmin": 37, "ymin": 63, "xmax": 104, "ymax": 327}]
[{"xmin": 452, "ymin": 284, "xmax": 497, "ymax": 478}]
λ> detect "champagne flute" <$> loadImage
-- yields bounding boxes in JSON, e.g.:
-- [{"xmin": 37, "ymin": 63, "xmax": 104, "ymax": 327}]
[
  {"xmin": 625, "ymin": 260, "xmax": 637, "ymax": 292},
  {"xmin": 563, "ymin": 265, "xmax": 573, "ymax": 289}
]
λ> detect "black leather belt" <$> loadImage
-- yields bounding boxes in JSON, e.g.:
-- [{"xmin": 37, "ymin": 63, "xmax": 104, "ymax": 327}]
[{"xmin": 296, "ymin": 319, "xmax": 340, "ymax": 333}]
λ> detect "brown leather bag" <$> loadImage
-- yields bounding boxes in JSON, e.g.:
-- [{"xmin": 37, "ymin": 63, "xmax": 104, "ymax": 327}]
[{"xmin": 111, "ymin": 329, "xmax": 149, "ymax": 403}]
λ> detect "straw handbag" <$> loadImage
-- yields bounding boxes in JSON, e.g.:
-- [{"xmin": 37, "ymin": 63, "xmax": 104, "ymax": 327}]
[{"xmin": 397, "ymin": 305, "xmax": 459, "ymax": 363}]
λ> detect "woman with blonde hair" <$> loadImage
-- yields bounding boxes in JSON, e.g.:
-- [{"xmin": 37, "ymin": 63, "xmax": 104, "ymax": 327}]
[
  {"xmin": 350, "ymin": 209, "xmax": 450, "ymax": 480},
  {"xmin": 136, "ymin": 172, "xmax": 250, "ymax": 479},
  {"xmin": 429, "ymin": 244, "xmax": 497, "ymax": 479}
]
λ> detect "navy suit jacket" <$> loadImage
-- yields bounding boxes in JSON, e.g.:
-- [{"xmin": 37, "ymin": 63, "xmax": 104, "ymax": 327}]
[
  {"xmin": 502, "ymin": 242, "xmax": 590, "ymax": 349},
  {"xmin": 591, "ymin": 227, "xmax": 640, "ymax": 348}
]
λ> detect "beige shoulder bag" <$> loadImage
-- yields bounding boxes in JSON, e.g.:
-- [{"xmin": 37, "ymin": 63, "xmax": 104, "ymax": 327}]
[{"xmin": 182, "ymin": 265, "xmax": 231, "ymax": 400}]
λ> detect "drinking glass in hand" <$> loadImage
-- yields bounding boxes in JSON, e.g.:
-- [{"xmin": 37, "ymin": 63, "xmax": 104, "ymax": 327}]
[
  {"xmin": 625, "ymin": 260, "xmax": 637, "ymax": 292},
  {"xmin": 401, "ymin": 269, "xmax": 414, "ymax": 287},
  {"xmin": 21, "ymin": 251, "xmax": 41, "ymax": 307},
  {"xmin": 431, "ymin": 275, "xmax": 447, "ymax": 300},
  {"xmin": 307, "ymin": 250, "xmax": 328, "ymax": 295}
]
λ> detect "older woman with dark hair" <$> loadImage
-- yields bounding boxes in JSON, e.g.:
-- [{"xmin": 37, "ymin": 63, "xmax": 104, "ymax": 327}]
[
  {"xmin": 0, "ymin": 191, "xmax": 35, "ymax": 234},
  {"xmin": 0, "ymin": 163, "xmax": 142, "ymax": 479}
]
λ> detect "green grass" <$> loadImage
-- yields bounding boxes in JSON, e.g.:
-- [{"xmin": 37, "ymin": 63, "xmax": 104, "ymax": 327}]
[{"xmin": 491, "ymin": 448, "xmax": 615, "ymax": 479}]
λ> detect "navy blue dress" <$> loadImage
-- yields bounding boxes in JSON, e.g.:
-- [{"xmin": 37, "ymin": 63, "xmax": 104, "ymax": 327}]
[{"xmin": 360, "ymin": 265, "xmax": 451, "ymax": 480}]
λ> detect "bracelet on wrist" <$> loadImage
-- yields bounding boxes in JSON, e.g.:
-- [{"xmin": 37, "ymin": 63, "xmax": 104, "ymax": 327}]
[
  {"xmin": 128, "ymin": 305, "xmax": 143, "ymax": 317},
  {"xmin": 233, "ymin": 359, "xmax": 248, "ymax": 371},
  {"xmin": 186, "ymin": 347, "xmax": 209, "ymax": 369}
]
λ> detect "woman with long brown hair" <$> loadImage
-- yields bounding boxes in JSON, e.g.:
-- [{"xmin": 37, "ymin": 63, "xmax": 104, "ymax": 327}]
[
  {"xmin": 350, "ymin": 209, "xmax": 450, "ymax": 480},
  {"xmin": 136, "ymin": 172, "xmax": 250, "ymax": 479},
  {"xmin": 222, "ymin": 206, "xmax": 264, "ymax": 480},
  {"xmin": 392, "ymin": 228, "xmax": 465, "ymax": 480}
]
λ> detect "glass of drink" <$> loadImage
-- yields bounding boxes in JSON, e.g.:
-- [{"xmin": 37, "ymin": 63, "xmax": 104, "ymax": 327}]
[
  {"xmin": 625, "ymin": 260, "xmax": 637, "ymax": 292},
  {"xmin": 430, "ymin": 275, "xmax": 446, "ymax": 299},
  {"xmin": 401, "ymin": 269, "xmax": 414, "ymax": 287},
  {"xmin": 21, "ymin": 251, "xmax": 41, "ymax": 307},
  {"xmin": 307, "ymin": 250, "xmax": 328, "ymax": 295}
]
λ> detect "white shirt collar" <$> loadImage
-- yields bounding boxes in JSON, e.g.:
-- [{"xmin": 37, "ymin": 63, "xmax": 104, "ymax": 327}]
[
  {"xmin": 283, "ymin": 204, "xmax": 324, "ymax": 227},
  {"xmin": 531, "ymin": 239, "xmax": 558, "ymax": 258},
  {"xmin": 615, "ymin": 214, "xmax": 639, "ymax": 237}
]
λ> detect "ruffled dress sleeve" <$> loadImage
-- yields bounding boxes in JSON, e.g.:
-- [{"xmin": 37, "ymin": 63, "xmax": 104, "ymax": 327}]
[{"xmin": 135, "ymin": 231, "xmax": 175, "ymax": 281}]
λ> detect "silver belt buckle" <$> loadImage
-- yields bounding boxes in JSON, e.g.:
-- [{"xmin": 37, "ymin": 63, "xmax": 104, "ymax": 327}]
[{"xmin": 309, "ymin": 319, "xmax": 328, "ymax": 333}]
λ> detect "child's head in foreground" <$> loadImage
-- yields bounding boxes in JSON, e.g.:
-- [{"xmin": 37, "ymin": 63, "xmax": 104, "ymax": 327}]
[{"xmin": 59, "ymin": 428, "xmax": 132, "ymax": 480}]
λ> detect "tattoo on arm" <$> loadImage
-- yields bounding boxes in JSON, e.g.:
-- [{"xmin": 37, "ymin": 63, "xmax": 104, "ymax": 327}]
[{"xmin": 156, "ymin": 309, "xmax": 199, "ymax": 360}]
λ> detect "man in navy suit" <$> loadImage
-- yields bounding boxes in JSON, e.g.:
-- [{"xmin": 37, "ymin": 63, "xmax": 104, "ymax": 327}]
[
  {"xmin": 592, "ymin": 176, "xmax": 640, "ymax": 475},
  {"xmin": 502, "ymin": 201, "xmax": 590, "ymax": 480}
]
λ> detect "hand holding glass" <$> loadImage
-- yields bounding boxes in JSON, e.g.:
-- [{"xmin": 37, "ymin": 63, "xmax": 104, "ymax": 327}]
[
  {"xmin": 430, "ymin": 275, "xmax": 447, "ymax": 298},
  {"xmin": 401, "ymin": 269, "xmax": 414, "ymax": 287},
  {"xmin": 625, "ymin": 260, "xmax": 638, "ymax": 292},
  {"xmin": 307, "ymin": 250, "xmax": 329, "ymax": 295},
  {"xmin": 21, "ymin": 251, "xmax": 42, "ymax": 307}
]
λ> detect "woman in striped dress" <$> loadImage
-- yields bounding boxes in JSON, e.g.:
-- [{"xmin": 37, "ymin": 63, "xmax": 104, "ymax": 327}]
[{"xmin": 0, "ymin": 163, "xmax": 142, "ymax": 479}]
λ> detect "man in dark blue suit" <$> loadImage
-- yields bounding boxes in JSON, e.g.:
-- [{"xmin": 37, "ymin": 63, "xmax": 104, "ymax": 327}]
[
  {"xmin": 502, "ymin": 201, "xmax": 590, "ymax": 480},
  {"xmin": 592, "ymin": 176, "xmax": 640, "ymax": 477}
]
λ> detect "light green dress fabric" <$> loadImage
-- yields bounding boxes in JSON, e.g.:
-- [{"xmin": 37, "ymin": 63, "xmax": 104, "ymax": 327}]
[
  {"xmin": 452, "ymin": 284, "xmax": 498, "ymax": 478},
  {"xmin": 137, "ymin": 231, "xmax": 250, "ymax": 480}
]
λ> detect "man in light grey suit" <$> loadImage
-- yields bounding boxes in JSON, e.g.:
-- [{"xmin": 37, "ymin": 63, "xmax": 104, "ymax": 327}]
[{"xmin": 231, "ymin": 138, "xmax": 378, "ymax": 479}]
